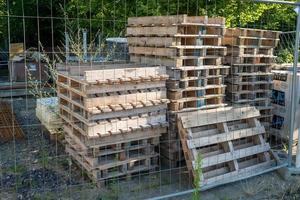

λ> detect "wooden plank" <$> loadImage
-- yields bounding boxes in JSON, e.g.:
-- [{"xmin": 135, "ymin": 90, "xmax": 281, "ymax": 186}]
[
  {"xmin": 128, "ymin": 15, "xmax": 225, "ymax": 26},
  {"xmin": 128, "ymin": 15, "xmax": 188, "ymax": 26},
  {"xmin": 195, "ymin": 144, "xmax": 270, "ymax": 168},
  {"xmin": 187, "ymin": 126, "xmax": 265, "ymax": 148},
  {"xmin": 225, "ymin": 28, "xmax": 280, "ymax": 38},
  {"xmin": 129, "ymin": 46, "xmax": 176, "ymax": 57},
  {"xmin": 203, "ymin": 160, "xmax": 276, "ymax": 186},
  {"xmin": 127, "ymin": 37, "xmax": 176, "ymax": 47},
  {"xmin": 127, "ymin": 26, "xmax": 179, "ymax": 36},
  {"xmin": 64, "ymin": 124, "xmax": 166, "ymax": 148},
  {"xmin": 179, "ymin": 106, "xmax": 260, "ymax": 128}
]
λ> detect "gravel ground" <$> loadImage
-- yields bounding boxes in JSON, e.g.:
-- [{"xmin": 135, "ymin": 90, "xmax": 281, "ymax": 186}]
[
  {"xmin": 1, "ymin": 97, "xmax": 300, "ymax": 200},
  {"xmin": 0, "ymin": 97, "xmax": 194, "ymax": 200}
]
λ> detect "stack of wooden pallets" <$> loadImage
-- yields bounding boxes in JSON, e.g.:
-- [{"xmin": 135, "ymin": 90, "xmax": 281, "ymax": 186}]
[
  {"xmin": 223, "ymin": 28, "xmax": 280, "ymax": 129},
  {"xmin": 178, "ymin": 106, "xmax": 279, "ymax": 187},
  {"xmin": 126, "ymin": 15, "xmax": 229, "ymax": 167},
  {"xmin": 56, "ymin": 62, "xmax": 169, "ymax": 183}
]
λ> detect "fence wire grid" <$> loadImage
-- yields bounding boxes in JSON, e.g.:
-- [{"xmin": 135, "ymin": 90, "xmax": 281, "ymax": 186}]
[{"xmin": 0, "ymin": 0, "xmax": 299, "ymax": 200}]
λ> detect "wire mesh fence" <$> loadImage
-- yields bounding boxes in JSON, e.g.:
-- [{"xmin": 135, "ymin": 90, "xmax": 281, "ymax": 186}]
[{"xmin": 0, "ymin": 0, "xmax": 299, "ymax": 199}]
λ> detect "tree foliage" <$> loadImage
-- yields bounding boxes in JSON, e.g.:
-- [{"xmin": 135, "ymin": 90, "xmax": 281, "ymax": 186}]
[{"xmin": 0, "ymin": 0, "xmax": 297, "ymax": 50}]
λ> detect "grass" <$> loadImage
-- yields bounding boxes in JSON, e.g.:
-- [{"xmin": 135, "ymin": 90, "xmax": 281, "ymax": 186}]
[
  {"xmin": 241, "ymin": 178, "xmax": 266, "ymax": 197},
  {"xmin": 37, "ymin": 149, "xmax": 50, "ymax": 169},
  {"xmin": 6, "ymin": 164, "xmax": 27, "ymax": 174},
  {"xmin": 193, "ymin": 153, "xmax": 202, "ymax": 200},
  {"xmin": 98, "ymin": 179, "xmax": 119, "ymax": 200}
]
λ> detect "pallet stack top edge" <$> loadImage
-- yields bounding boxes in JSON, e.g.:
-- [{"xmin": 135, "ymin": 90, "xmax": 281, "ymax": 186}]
[
  {"xmin": 224, "ymin": 27, "xmax": 281, "ymax": 38},
  {"xmin": 128, "ymin": 15, "xmax": 225, "ymax": 26}
]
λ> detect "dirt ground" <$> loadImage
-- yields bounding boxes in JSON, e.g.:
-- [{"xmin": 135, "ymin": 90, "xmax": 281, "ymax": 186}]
[{"xmin": 1, "ymin": 97, "xmax": 300, "ymax": 200}]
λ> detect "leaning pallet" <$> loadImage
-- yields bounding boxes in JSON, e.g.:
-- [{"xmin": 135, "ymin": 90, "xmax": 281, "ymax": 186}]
[
  {"xmin": 127, "ymin": 15, "xmax": 229, "ymax": 167},
  {"xmin": 223, "ymin": 28, "xmax": 280, "ymax": 130},
  {"xmin": 56, "ymin": 62, "xmax": 169, "ymax": 183},
  {"xmin": 177, "ymin": 106, "xmax": 280, "ymax": 187}
]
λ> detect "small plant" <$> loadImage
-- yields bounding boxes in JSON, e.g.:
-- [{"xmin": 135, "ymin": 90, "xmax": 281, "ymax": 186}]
[
  {"xmin": 282, "ymin": 143, "xmax": 288, "ymax": 153},
  {"xmin": 193, "ymin": 153, "xmax": 203, "ymax": 200},
  {"xmin": 276, "ymin": 48, "xmax": 294, "ymax": 64},
  {"xmin": 7, "ymin": 164, "xmax": 26, "ymax": 174},
  {"xmin": 38, "ymin": 149, "xmax": 50, "ymax": 169}
]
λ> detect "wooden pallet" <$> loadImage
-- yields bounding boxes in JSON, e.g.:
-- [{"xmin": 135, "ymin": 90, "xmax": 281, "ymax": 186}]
[
  {"xmin": 127, "ymin": 36, "xmax": 223, "ymax": 47},
  {"xmin": 66, "ymin": 143, "xmax": 158, "ymax": 181},
  {"xmin": 223, "ymin": 37, "xmax": 279, "ymax": 47},
  {"xmin": 167, "ymin": 85, "xmax": 226, "ymax": 100},
  {"xmin": 227, "ymin": 82, "xmax": 272, "ymax": 93},
  {"xmin": 230, "ymin": 64, "xmax": 271, "ymax": 74},
  {"xmin": 223, "ymin": 28, "xmax": 280, "ymax": 47},
  {"xmin": 177, "ymin": 106, "xmax": 278, "ymax": 187},
  {"xmin": 226, "ymin": 74, "xmax": 272, "ymax": 84},
  {"xmin": 226, "ymin": 46, "xmax": 274, "ymax": 57},
  {"xmin": 65, "ymin": 133, "xmax": 159, "ymax": 157},
  {"xmin": 226, "ymin": 90, "xmax": 271, "ymax": 102},
  {"xmin": 168, "ymin": 96, "xmax": 226, "ymax": 112},
  {"xmin": 130, "ymin": 55, "xmax": 223, "ymax": 69},
  {"xmin": 60, "ymin": 109, "xmax": 167, "ymax": 137},
  {"xmin": 57, "ymin": 64, "xmax": 167, "ymax": 86},
  {"xmin": 0, "ymin": 101, "xmax": 25, "ymax": 142},
  {"xmin": 167, "ymin": 66, "xmax": 230, "ymax": 80},
  {"xmin": 224, "ymin": 56, "xmax": 275, "ymax": 65},
  {"xmin": 131, "ymin": 55, "xmax": 223, "ymax": 68},
  {"xmin": 66, "ymin": 133, "xmax": 159, "ymax": 173},
  {"xmin": 224, "ymin": 28, "xmax": 280, "ymax": 38},
  {"xmin": 59, "ymin": 98, "xmax": 168, "ymax": 122},
  {"xmin": 57, "ymin": 84, "xmax": 168, "ymax": 110},
  {"xmin": 128, "ymin": 46, "xmax": 226, "ymax": 57},
  {"xmin": 64, "ymin": 122, "xmax": 167, "ymax": 148},
  {"xmin": 128, "ymin": 15, "xmax": 225, "ymax": 27},
  {"xmin": 127, "ymin": 23, "xmax": 225, "ymax": 37}
]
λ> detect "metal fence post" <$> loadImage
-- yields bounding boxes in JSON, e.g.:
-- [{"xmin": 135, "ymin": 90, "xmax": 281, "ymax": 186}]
[{"xmin": 291, "ymin": 5, "xmax": 300, "ymax": 168}]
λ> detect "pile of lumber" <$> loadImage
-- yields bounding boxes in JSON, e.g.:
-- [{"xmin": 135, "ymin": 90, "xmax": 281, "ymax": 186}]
[
  {"xmin": 223, "ymin": 28, "xmax": 280, "ymax": 129},
  {"xmin": 0, "ymin": 101, "xmax": 25, "ymax": 142},
  {"xmin": 126, "ymin": 15, "xmax": 229, "ymax": 167},
  {"xmin": 56, "ymin": 62, "xmax": 169, "ymax": 182},
  {"xmin": 178, "ymin": 106, "xmax": 279, "ymax": 187},
  {"xmin": 36, "ymin": 97, "xmax": 62, "ymax": 140}
]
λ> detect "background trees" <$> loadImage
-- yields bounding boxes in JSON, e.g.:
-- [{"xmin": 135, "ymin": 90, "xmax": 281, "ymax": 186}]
[{"xmin": 0, "ymin": 0, "xmax": 297, "ymax": 54}]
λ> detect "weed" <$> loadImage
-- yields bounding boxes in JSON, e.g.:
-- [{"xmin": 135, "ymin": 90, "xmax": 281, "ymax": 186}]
[
  {"xmin": 38, "ymin": 149, "xmax": 50, "ymax": 169},
  {"xmin": 7, "ymin": 164, "xmax": 26, "ymax": 174},
  {"xmin": 193, "ymin": 153, "xmax": 202, "ymax": 200}
]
